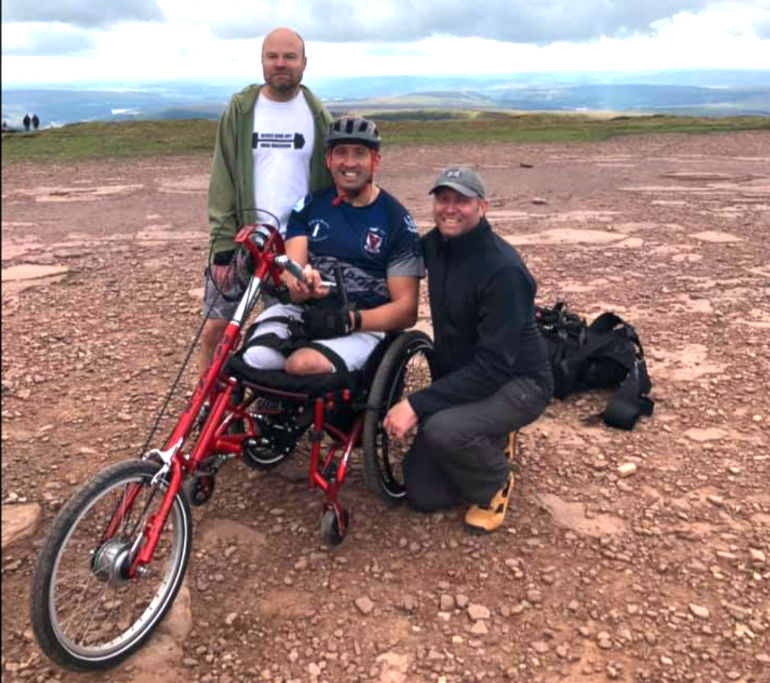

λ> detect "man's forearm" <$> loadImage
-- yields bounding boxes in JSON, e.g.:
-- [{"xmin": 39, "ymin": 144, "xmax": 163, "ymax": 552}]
[{"xmin": 357, "ymin": 299, "xmax": 417, "ymax": 332}]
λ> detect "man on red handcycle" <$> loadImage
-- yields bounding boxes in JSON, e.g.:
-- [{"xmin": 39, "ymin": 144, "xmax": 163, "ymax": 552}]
[{"xmin": 241, "ymin": 116, "xmax": 424, "ymax": 375}]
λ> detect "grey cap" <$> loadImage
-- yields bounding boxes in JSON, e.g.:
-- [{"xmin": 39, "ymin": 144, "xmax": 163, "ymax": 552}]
[{"xmin": 429, "ymin": 166, "xmax": 485, "ymax": 199}]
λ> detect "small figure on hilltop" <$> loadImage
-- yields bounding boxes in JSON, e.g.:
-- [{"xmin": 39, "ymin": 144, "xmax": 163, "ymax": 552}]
[
  {"xmin": 1, "ymin": 121, "xmax": 8, "ymax": 132},
  {"xmin": 23, "ymin": 114, "xmax": 31, "ymax": 131},
  {"xmin": 32, "ymin": 114, "xmax": 40, "ymax": 130}
]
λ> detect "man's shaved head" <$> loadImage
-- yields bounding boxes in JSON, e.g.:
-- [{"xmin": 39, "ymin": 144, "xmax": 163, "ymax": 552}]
[{"xmin": 262, "ymin": 27, "xmax": 305, "ymax": 59}]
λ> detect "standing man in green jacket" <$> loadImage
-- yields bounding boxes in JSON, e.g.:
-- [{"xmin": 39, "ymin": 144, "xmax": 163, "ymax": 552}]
[{"xmin": 201, "ymin": 27, "xmax": 332, "ymax": 370}]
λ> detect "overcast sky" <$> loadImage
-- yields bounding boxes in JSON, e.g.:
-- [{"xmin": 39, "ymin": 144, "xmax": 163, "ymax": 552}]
[{"xmin": 2, "ymin": 0, "xmax": 769, "ymax": 86}]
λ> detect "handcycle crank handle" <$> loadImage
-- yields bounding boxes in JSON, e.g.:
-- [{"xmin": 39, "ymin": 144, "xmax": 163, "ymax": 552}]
[{"xmin": 274, "ymin": 255, "xmax": 336, "ymax": 289}]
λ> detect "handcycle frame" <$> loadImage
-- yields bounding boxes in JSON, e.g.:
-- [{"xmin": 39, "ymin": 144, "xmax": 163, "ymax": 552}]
[{"xmin": 128, "ymin": 221, "xmax": 361, "ymax": 575}]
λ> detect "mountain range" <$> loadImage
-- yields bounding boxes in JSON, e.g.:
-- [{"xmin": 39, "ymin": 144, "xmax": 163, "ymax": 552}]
[{"xmin": 3, "ymin": 70, "xmax": 769, "ymax": 129}]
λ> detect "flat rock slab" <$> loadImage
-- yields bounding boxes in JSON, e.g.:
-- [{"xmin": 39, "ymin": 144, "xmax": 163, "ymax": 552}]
[
  {"xmin": 2, "ymin": 503, "xmax": 42, "ymax": 549},
  {"xmin": 684, "ymin": 428, "xmax": 728, "ymax": 443},
  {"xmin": 506, "ymin": 228, "xmax": 625, "ymax": 246},
  {"xmin": 648, "ymin": 344, "xmax": 726, "ymax": 382},
  {"xmin": 376, "ymin": 651, "xmax": 410, "ymax": 683},
  {"xmin": 199, "ymin": 517, "xmax": 267, "ymax": 552},
  {"xmin": 661, "ymin": 172, "xmax": 738, "ymax": 181},
  {"xmin": 690, "ymin": 231, "xmax": 743, "ymax": 243},
  {"xmin": 19, "ymin": 184, "xmax": 145, "ymax": 203},
  {"xmin": 124, "ymin": 632, "xmax": 185, "ymax": 682},
  {"xmin": 159, "ymin": 175, "xmax": 210, "ymax": 193},
  {"xmin": 537, "ymin": 493, "xmax": 627, "ymax": 537},
  {"xmin": 1, "ymin": 264, "xmax": 69, "ymax": 282},
  {"xmin": 158, "ymin": 582, "xmax": 192, "ymax": 641}
]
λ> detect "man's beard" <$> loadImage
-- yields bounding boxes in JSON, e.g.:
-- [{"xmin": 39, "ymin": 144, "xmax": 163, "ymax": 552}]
[{"xmin": 267, "ymin": 73, "xmax": 300, "ymax": 93}]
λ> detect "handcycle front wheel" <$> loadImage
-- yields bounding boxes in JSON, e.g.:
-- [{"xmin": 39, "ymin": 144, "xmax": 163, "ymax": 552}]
[
  {"xmin": 30, "ymin": 459, "xmax": 192, "ymax": 671},
  {"xmin": 363, "ymin": 330, "xmax": 435, "ymax": 504}
]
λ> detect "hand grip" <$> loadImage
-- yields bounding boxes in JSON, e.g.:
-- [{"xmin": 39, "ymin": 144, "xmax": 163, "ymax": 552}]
[
  {"xmin": 275, "ymin": 255, "xmax": 336, "ymax": 289},
  {"xmin": 274, "ymin": 255, "xmax": 306, "ymax": 282}
]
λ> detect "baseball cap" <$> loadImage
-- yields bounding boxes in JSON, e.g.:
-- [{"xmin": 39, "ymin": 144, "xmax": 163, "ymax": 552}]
[{"xmin": 429, "ymin": 166, "xmax": 486, "ymax": 199}]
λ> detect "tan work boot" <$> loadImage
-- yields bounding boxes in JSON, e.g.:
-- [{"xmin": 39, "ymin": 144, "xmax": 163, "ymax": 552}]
[{"xmin": 464, "ymin": 472, "xmax": 515, "ymax": 534}]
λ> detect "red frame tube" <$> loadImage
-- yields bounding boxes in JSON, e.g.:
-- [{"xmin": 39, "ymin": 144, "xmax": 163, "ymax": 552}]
[
  {"xmin": 107, "ymin": 225, "xmax": 287, "ymax": 570},
  {"xmin": 106, "ymin": 222, "xmax": 371, "ymax": 571}
]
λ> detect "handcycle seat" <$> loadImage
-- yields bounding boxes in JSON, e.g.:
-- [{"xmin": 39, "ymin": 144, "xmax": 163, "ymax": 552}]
[
  {"xmin": 224, "ymin": 331, "xmax": 401, "ymax": 401},
  {"xmin": 225, "ymin": 353, "xmax": 364, "ymax": 400}
]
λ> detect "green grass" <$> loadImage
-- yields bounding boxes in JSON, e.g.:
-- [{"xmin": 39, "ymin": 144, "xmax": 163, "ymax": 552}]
[
  {"xmin": 1, "ymin": 119, "xmax": 217, "ymax": 163},
  {"xmin": 2, "ymin": 112, "xmax": 768, "ymax": 164},
  {"xmin": 378, "ymin": 111, "xmax": 770, "ymax": 145}
]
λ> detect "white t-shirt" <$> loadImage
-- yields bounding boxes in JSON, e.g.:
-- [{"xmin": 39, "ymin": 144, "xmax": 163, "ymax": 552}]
[{"xmin": 253, "ymin": 91, "xmax": 315, "ymax": 235}]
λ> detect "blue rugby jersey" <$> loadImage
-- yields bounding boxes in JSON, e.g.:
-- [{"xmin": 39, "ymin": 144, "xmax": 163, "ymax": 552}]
[{"xmin": 286, "ymin": 187, "xmax": 424, "ymax": 309}]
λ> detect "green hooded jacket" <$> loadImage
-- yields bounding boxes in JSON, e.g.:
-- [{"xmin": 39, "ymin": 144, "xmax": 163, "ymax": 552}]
[{"xmin": 207, "ymin": 84, "xmax": 332, "ymax": 256}]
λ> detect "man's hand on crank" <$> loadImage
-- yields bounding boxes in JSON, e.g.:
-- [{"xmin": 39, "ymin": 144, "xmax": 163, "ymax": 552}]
[{"xmin": 288, "ymin": 264, "xmax": 329, "ymax": 302}]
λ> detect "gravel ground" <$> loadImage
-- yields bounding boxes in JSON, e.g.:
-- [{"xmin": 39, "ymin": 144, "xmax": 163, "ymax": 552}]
[{"xmin": 2, "ymin": 131, "xmax": 769, "ymax": 683}]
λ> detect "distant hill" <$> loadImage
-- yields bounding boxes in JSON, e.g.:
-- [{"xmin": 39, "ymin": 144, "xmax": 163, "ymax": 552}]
[{"xmin": 2, "ymin": 70, "xmax": 769, "ymax": 128}]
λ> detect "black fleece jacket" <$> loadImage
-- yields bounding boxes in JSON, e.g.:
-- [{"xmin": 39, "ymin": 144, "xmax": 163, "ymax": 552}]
[{"xmin": 408, "ymin": 217, "xmax": 551, "ymax": 420}]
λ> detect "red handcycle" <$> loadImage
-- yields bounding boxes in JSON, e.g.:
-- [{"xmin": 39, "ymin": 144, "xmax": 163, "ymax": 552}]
[{"xmin": 29, "ymin": 215, "xmax": 435, "ymax": 671}]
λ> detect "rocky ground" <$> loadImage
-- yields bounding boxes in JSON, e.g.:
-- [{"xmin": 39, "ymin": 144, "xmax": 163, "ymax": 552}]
[{"xmin": 1, "ymin": 131, "xmax": 769, "ymax": 683}]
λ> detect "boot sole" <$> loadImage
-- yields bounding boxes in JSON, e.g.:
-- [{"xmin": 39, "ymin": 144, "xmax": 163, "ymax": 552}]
[{"xmin": 463, "ymin": 522, "xmax": 498, "ymax": 535}]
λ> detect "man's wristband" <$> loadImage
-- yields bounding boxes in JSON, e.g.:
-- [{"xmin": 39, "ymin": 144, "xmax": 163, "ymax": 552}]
[{"xmin": 353, "ymin": 309, "xmax": 362, "ymax": 331}]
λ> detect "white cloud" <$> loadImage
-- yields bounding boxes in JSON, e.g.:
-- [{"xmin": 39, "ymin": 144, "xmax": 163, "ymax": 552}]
[
  {"xmin": 1, "ymin": 0, "xmax": 164, "ymax": 28},
  {"xmin": 1, "ymin": 23, "xmax": 95, "ymax": 56},
  {"xmin": 1, "ymin": 0, "xmax": 768, "ymax": 85},
  {"xmin": 205, "ymin": 0, "xmax": 716, "ymax": 43}
]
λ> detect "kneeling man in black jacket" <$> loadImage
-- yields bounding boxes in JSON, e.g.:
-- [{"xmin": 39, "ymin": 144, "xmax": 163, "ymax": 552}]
[{"xmin": 384, "ymin": 166, "xmax": 553, "ymax": 533}]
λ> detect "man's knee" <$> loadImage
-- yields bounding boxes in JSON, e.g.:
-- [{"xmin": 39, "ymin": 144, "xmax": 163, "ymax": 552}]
[
  {"xmin": 241, "ymin": 345, "xmax": 286, "ymax": 371},
  {"xmin": 285, "ymin": 349, "xmax": 333, "ymax": 375},
  {"xmin": 201, "ymin": 318, "xmax": 227, "ymax": 356},
  {"xmin": 421, "ymin": 411, "xmax": 464, "ymax": 453},
  {"xmin": 202, "ymin": 319, "xmax": 227, "ymax": 349}
]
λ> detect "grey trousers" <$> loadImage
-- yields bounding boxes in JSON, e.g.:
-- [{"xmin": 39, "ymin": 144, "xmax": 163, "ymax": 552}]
[{"xmin": 403, "ymin": 376, "xmax": 552, "ymax": 511}]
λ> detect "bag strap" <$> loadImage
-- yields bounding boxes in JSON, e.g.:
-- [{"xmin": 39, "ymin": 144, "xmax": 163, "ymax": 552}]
[
  {"xmin": 601, "ymin": 358, "xmax": 654, "ymax": 429},
  {"xmin": 240, "ymin": 316, "xmax": 301, "ymax": 357},
  {"xmin": 553, "ymin": 331, "xmax": 611, "ymax": 396},
  {"xmin": 589, "ymin": 312, "xmax": 653, "ymax": 428}
]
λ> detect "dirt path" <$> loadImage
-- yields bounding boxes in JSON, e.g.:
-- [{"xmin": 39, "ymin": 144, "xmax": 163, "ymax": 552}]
[{"xmin": 2, "ymin": 132, "xmax": 769, "ymax": 683}]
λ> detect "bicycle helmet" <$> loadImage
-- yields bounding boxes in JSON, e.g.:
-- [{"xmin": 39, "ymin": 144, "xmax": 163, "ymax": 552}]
[{"xmin": 324, "ymin": 117, "xmax": 381, "ymax": 151}]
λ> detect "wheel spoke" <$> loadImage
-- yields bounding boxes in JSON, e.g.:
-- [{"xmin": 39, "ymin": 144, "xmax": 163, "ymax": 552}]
[{"xmin": 30, "ymin": 460, "xmax": 191, "ymax": 671}]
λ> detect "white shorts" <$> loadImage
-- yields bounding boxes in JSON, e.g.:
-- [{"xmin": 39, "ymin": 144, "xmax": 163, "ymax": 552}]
[{"xmin": 241, "ymin": 303, "xmax": 385, "ymax": 373}]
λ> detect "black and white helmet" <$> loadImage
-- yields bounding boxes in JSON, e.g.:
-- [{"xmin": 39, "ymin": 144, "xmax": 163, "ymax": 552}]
[{"xmin": 324, "ymin": 116, "xmax": 381, "ymax": 151}]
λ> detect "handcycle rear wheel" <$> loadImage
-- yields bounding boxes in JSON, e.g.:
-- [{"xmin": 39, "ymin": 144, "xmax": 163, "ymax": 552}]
[
  {"xmin": 30, "ymin": 460, "xmax": 192, "ymax": 671},
  {"xmin": 363, "ymin": 330, "xmax": 435, "ymax": 504}
]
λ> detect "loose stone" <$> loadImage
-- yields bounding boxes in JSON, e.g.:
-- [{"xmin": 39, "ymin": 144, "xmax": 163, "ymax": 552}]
[
  {"xmin": 689, "ymin": 604, "xmax": 710, "ymax": 619},
  {"xmin": 470, "ymin": 620, "xmax": 489, "ymax": 635},
  {"xmin": 355, "ymin": 597, "xmax": 374, "ymax": 615},
  {"xmin": 467, "ymin": 604, "xmax": 490, "ymax": 620},
  {"xmin": 617, "ymin": 463, "xmax": 638, "ymax": 478}
]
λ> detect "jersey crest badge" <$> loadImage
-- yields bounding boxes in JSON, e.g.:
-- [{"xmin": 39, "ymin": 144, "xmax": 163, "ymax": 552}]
[{"xmin": 363, "ymin": 227, "xmax": 385, "ymax": 255}]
